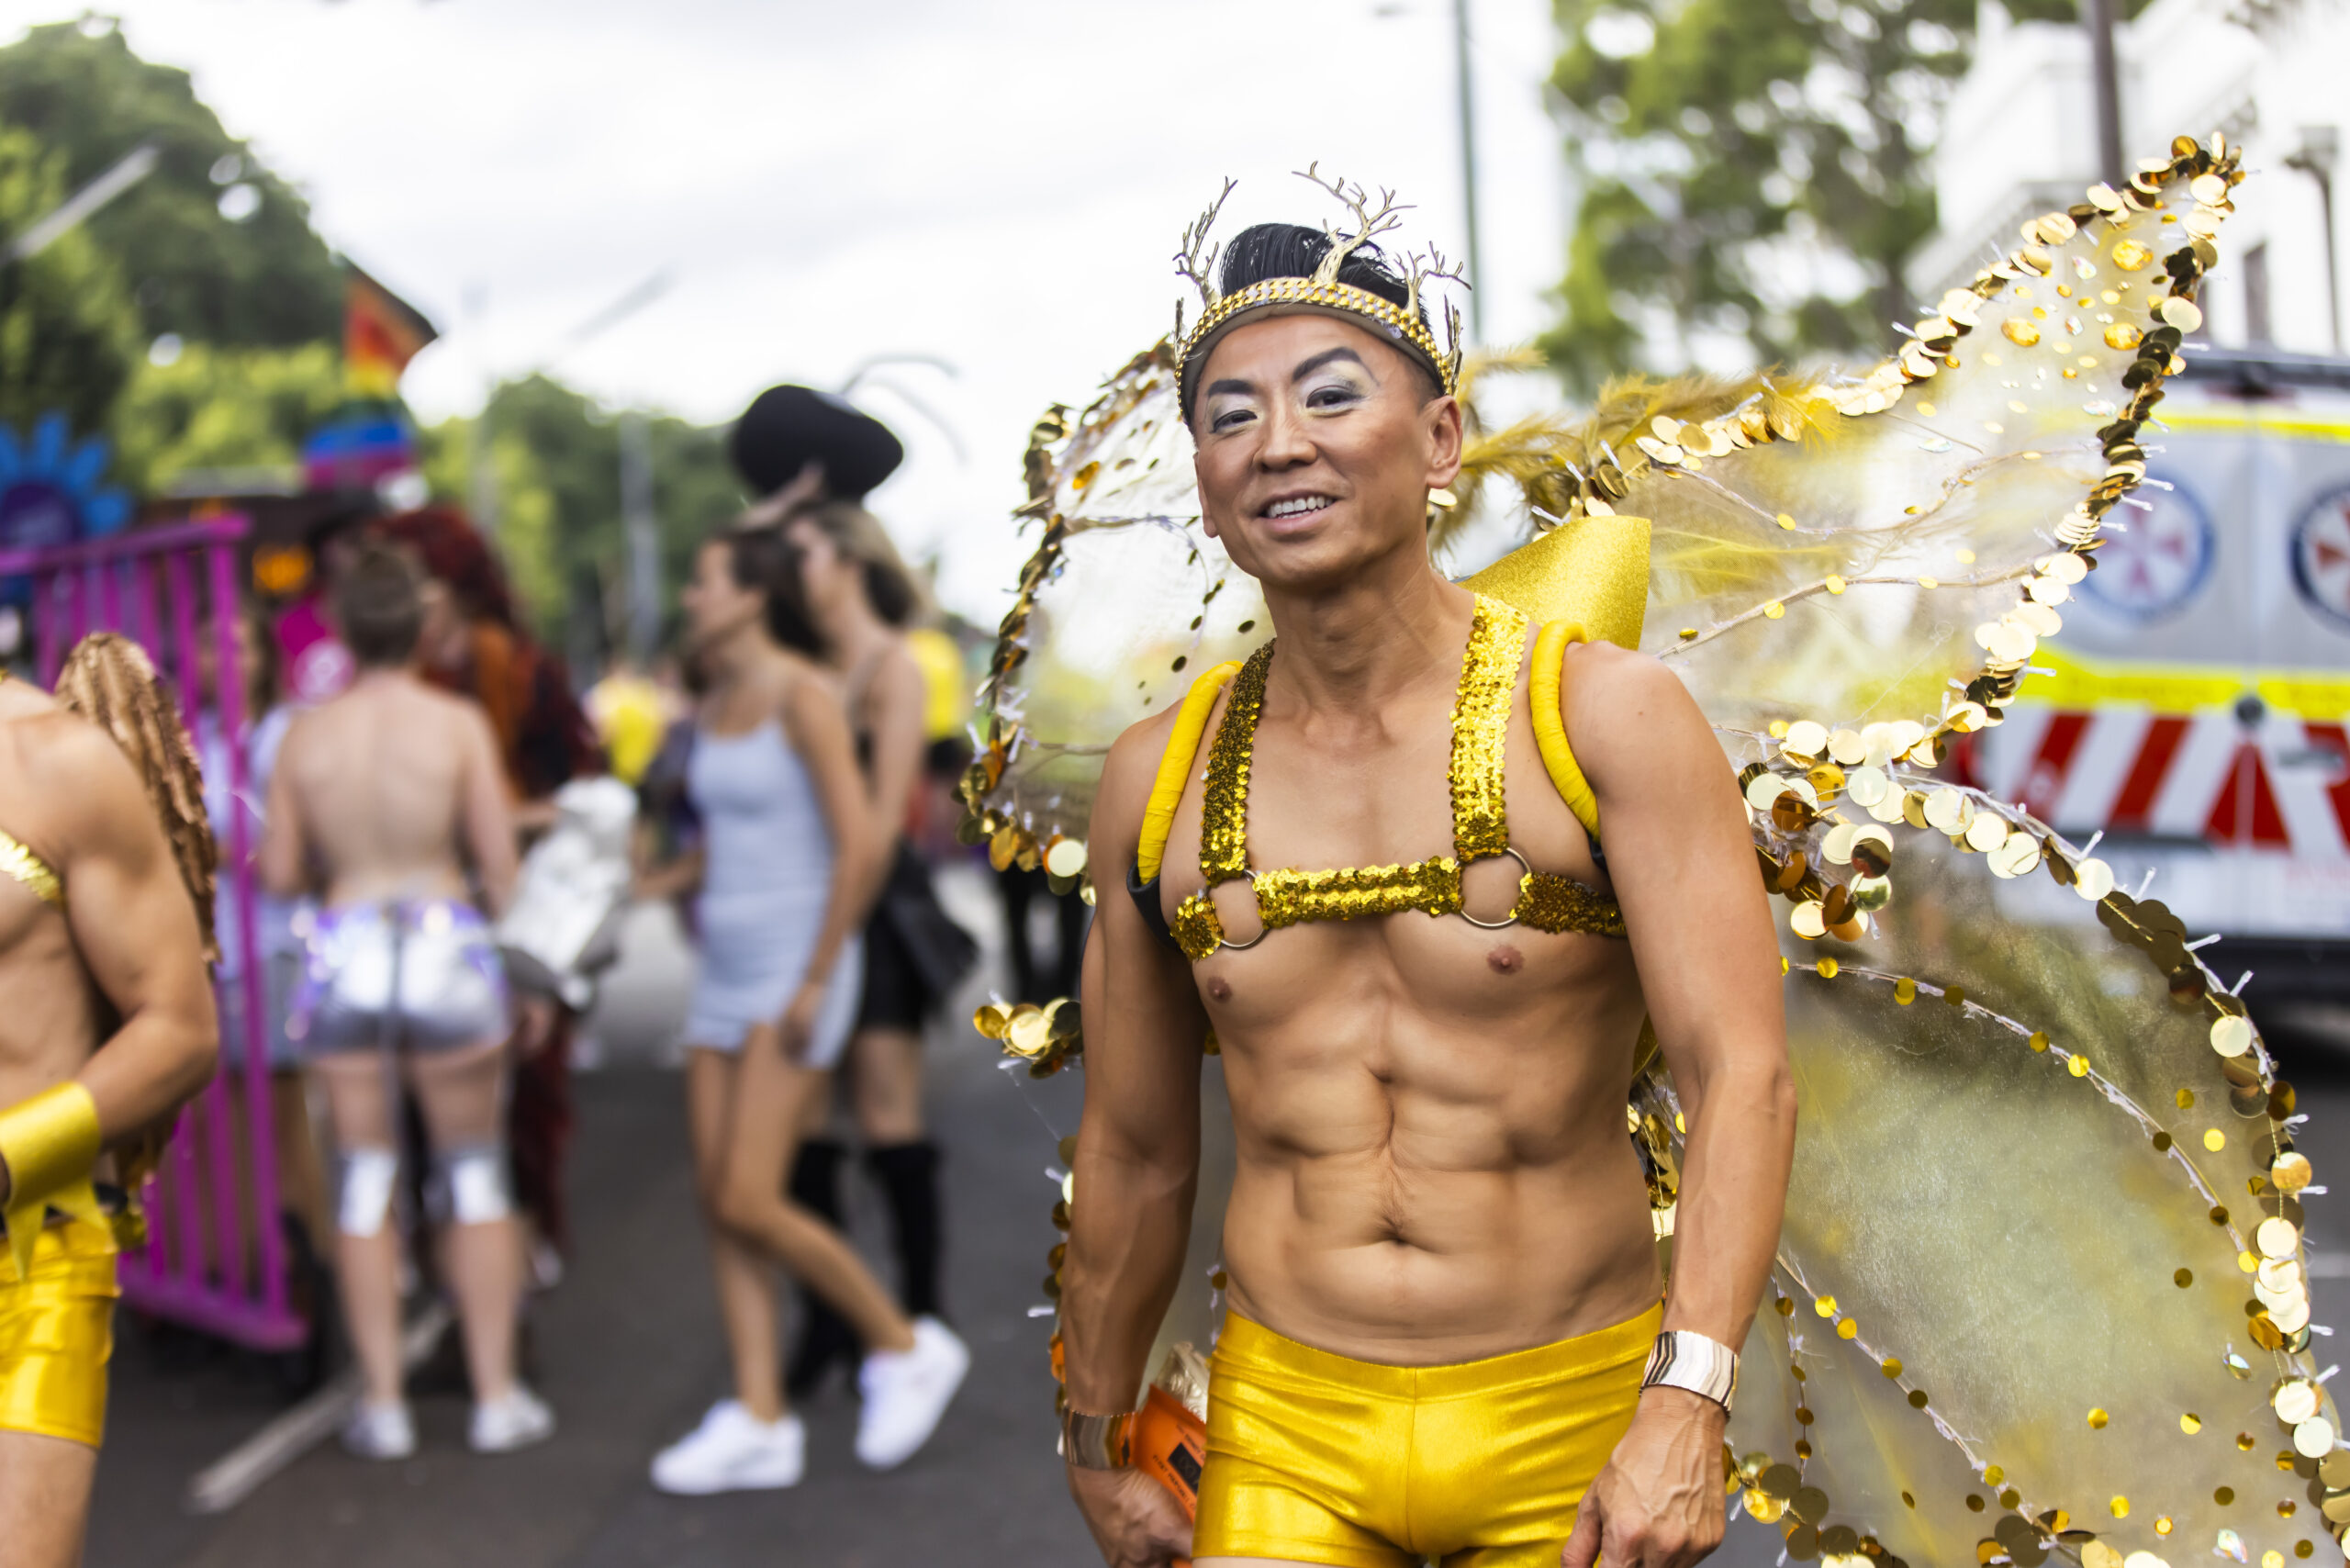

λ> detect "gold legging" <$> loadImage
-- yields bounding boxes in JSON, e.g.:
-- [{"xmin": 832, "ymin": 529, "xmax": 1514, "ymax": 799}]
[{"xmin": 1196, "ymin": 1303, "xmax": 1661, "ymax": 1568}]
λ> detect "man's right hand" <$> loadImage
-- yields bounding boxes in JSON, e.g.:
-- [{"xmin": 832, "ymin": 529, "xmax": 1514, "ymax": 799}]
[{"xmin": 1068, "ymin": 1463, "xmax": 1193, "ymax": 1567}]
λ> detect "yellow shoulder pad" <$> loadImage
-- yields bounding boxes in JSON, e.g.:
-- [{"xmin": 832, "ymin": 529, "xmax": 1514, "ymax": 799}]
[
  {"xmin": 1136, "ymin": 661, "xmax": 1244, "ymax": 883},
  {"xmin": 1529, "ymin": 621, "xmax": 1601, "ymax": 843}
]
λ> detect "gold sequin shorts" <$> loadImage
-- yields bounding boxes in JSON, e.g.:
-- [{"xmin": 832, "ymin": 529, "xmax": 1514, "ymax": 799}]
[
  {"xmin": 0, "ymin": 1217, "xmax": 118, "ymax": 1448},
  {"xmin": 1195, "ymin": 1302, "xmax": 1661, "ymax": 1568}
]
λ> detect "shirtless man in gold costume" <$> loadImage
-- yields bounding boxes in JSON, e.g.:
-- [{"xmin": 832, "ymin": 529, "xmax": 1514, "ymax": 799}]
[
  {"xmin": 0, "ymin": 644, "xmax": 219, "ymax": 1568},
  {"xmin": 1059, "ymin": 220, "xmax": 1796, "ymax": 1568}
]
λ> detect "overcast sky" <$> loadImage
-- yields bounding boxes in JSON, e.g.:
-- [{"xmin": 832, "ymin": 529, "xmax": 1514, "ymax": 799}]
[{"xmin": 1, "ymin": 0, "xmax": 1576, "ymax": 617}]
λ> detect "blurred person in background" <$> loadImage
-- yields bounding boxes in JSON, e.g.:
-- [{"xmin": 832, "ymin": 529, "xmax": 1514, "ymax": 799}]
[
  {"xmin": 636, "ymin": 524, "xmax": 967, "ymax": 1494},
  {"xmin": 995, "ymin": 853, "xmax": 1088, "ymax": 1004},
  {"xmin": 588, "ymin": 653, "xmax": 675, "ymax": 789},
  {"xmin": 630, "ymin": 633, "xmax": 705, "ymax": 923},
  {"xmin": 777, "ymin": 498, "xmax": 976, "ymax": 1400},
  {"xmin": 274, "ymin": 501, "xmax": 377, "ymax": 706},
  {"xmin": 377, "ymin": 505, "xmax": 603, "ymax": 815},
  {"xmin": 261, "ymin": 546, "xmax": 554, "ymax": 1461},
  {"xmin": 0, "ymin": 636, "xmax": 219, "ymax": 1568},
  {"xmin": 375, "ymin": 506, "xmax": 602, "ymax": 1284},
  {"xmin": 194, "ymin": 605, "xmax": 327, "ymax": 1327}
]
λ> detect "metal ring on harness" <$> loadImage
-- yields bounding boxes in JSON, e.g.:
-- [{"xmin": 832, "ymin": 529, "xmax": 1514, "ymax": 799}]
[
  {"xmin": 1212, "ymin": 869, "xmax": 1271, "ymax": 953},
  {"xmin": 1459, "ymin": 846, "xmax": 1532, "ymax": 930}
]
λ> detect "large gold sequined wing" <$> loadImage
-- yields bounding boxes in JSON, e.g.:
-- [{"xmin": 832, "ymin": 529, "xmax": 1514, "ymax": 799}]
[{"xmin": 1602, "ymin": 140, "xmax": 2332, "ymax": 1568}]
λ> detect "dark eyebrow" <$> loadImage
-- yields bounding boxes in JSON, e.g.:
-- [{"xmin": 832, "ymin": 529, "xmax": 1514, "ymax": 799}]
[
  {"xmin": 1292, "ymin": 347, "xmax": 1370, "ymax": 381},
  {"xmin": 1203, "ymin": 347, "xmax": 1371, "ymax": 403}
]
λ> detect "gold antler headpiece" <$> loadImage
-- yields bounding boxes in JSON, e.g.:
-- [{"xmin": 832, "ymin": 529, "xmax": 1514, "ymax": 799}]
[{"xmin": 1174, "ymin": 165, "xmax": 1465, "ymax": 413}]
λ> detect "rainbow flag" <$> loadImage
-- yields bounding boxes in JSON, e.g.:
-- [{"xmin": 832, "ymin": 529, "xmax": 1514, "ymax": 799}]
[{"xmin": 344, "ymin": 266, "xmax": 436, "ymax": 397}]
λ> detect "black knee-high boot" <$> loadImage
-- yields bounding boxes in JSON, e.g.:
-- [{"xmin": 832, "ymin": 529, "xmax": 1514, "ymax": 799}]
[
  {"xmin": 866, "ymin": 1141, "xmax": 944, "ymax": 1319},
  {"xmin": 784, "ymin": 1138, "xmax": 860, "ymax": 1397}
]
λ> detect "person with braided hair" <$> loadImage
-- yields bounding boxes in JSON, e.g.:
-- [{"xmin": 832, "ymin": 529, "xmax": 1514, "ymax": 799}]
[{"xmin": 0, "ymin": 634, "xmax": 222, "ymax": 1568}]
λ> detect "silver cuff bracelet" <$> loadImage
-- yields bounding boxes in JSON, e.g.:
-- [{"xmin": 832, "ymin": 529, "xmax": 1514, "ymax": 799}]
[
  {"xmin": 1060, "ymin": 1408, "xmax": 1136, "ymax": 1470},
  {"xmin": 1641, "ymin": 1329, "xmax": 1740, "ymax": 1415}
]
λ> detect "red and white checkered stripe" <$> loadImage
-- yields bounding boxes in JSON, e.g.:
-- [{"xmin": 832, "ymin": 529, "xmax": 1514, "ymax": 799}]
[{"xmin": 1975, "ymin": 706, "xmax": 2350, "ymax": 857}]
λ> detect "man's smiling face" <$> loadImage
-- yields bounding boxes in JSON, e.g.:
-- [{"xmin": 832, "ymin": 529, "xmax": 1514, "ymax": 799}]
[{"xmin": 1189, "ymin": 311, "xmax": 1460, "ymax": 596}]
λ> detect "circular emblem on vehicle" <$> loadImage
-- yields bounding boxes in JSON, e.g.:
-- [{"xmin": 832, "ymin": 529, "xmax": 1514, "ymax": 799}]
[
  {"xmin": 2078, "ymin": 471, "xmax": 2214, "ymax": 621},
  {"xmin": 2290, "ymin": 483, "xmax": 2350, "ymax": 632}
]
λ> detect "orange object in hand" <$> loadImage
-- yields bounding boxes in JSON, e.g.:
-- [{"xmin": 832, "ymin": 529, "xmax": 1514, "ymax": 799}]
[{"xmin": 1134, "ymin": 1384, "xmax": 1208, "ymax": 1567}]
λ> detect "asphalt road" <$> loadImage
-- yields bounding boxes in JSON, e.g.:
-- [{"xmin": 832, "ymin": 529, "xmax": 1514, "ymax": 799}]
[{"xmin": 78, "ymin": 879, "xmax": 2350, "ymax": 1568}]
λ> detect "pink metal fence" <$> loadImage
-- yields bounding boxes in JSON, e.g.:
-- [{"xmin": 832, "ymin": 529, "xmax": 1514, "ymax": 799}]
[{"xmin": 5, "ymin": 513, "xmax": 305, "ymax": 1351}]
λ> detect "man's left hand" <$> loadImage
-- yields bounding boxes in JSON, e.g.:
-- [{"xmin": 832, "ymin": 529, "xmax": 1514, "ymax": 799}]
[{"xmin": 1561, "ymin": 1386, "xmax": 1728, "ymax": 1568}]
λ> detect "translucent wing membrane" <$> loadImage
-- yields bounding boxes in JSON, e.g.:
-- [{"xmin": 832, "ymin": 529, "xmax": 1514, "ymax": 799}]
[
  {"xmin": 1472, "ymin": 141, "xmax": 2239, "ymax": 764},
  {"xmin": 963, "ymin": 343, "xmax": 1265, "ymax": 883},
  {"xmin": 1718, "ymin": 827, "xmax": 2319, "ymax": 1568}
]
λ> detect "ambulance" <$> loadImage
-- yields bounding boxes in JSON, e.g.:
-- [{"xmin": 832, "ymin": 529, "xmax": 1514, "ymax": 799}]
[{"xmin": 1969, "ymin": 351, "xmax": 2350, "ymax": 1019}]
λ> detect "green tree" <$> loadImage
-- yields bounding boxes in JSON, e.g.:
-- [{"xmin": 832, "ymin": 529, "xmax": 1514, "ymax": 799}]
[
  {"xmin": 1542, "ymin": 0, "xmax": 2103, "ymax": 392},
  {"xmin": 0, "ymin": 124, "xmax": 139, "ymax": 434},
  {"xmin": 110, "ymin": 341, "xmax": 345, "ymax": 494},
  {"xmin": 418, "ymin": 375, "xmax": 744, "ymax": 653},
  {"xmin": 0, "ymin": 17, "xmax": 343, "ymax": 350}
]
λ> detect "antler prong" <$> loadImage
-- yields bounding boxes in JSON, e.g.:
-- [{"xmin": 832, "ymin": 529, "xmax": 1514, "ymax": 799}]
[
  {"xmin": 1293, "ymin": 165, "xmax": 1413, "ymax": 286},
  {"xmin": 1402, "ymin": 244, "xmax": 1468, "ymax": 317},
  {"xmin": 1173, "ymin": 176, "xmax": 1238, "ymax": 308}
]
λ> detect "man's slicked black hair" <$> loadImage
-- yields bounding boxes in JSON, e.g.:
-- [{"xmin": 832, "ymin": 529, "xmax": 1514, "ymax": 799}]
[
  {"xmin": 1215, "ymin": 222, "xmax": 1418, "ymax": 312},
  {"xmin": 1186, "ymin": 223, "xmax": 1439, "ymax": 420}
]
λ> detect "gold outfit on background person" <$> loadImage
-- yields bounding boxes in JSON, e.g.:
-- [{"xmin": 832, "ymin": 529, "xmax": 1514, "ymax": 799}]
[
  {"xmin": 0, "ymin": 833, "xmax": 118, "ymax": 1450},
  {"xmin": 0, "ymin": 1217, "xmax": 117, "ymax": 1448}
]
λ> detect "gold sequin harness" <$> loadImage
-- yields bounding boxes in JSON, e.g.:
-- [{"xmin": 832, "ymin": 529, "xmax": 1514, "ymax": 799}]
[
  {"xmin": 1158, "ymin": 597, "xmax": 1624, "ymax": 962},
  {"xmin": 0, "ymin": 673, "xmax": 62, "ymax": 910},
  {"xmin": 0, "ymin": 832, "xmax": 61, "ymax": 910}
]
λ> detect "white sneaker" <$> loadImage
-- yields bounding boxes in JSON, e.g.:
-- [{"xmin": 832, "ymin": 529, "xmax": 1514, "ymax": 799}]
[
  {"xmin": 856, "ymin": 1317, "xmax": 969, "ymax": 1470},
  {"xmin": 469, "ymin": 1385, "xmax": 556, "ymax": 1453},
  {"xmin": 649, "ymin": 1400, "xmax": 805, "ymax": 1495},
  {"xmin": 342, "ymin": 1399, "xmax": 416, "ymax": 1462}
]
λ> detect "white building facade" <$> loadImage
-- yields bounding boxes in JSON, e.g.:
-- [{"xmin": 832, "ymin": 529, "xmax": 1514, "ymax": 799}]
[{"xmin": 1916, "ymin": 0, "xmax": 2344, "ymax": 354}]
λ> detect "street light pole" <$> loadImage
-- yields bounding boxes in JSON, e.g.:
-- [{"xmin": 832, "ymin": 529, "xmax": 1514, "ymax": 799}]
[
  {"xmin": 2083, "ymin": 0, "xmax": 2124, "ymax": 186},
  {"xmin": 464, "ymin": 286, "xmax": 500, "ymax": 542},
  {"xmin": 2287, "ymin": 127, "xmax": 2343, "ymax": 355},
  {"xmin": 2, "ymin": 140, "xmax": 159, "ymax": 264},
  {"xmin": 619, "ymin": 410, "xmax": 659, "ymax": 664},
  {"xmin": 1453, "ymin": 0, "xmax": 1484, "ymax": 341}
]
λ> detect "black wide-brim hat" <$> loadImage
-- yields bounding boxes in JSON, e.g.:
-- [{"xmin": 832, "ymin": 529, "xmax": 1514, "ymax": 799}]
[{"xmin": 730, "ymin": 385, "xmax": 904, "ymax": 501}]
